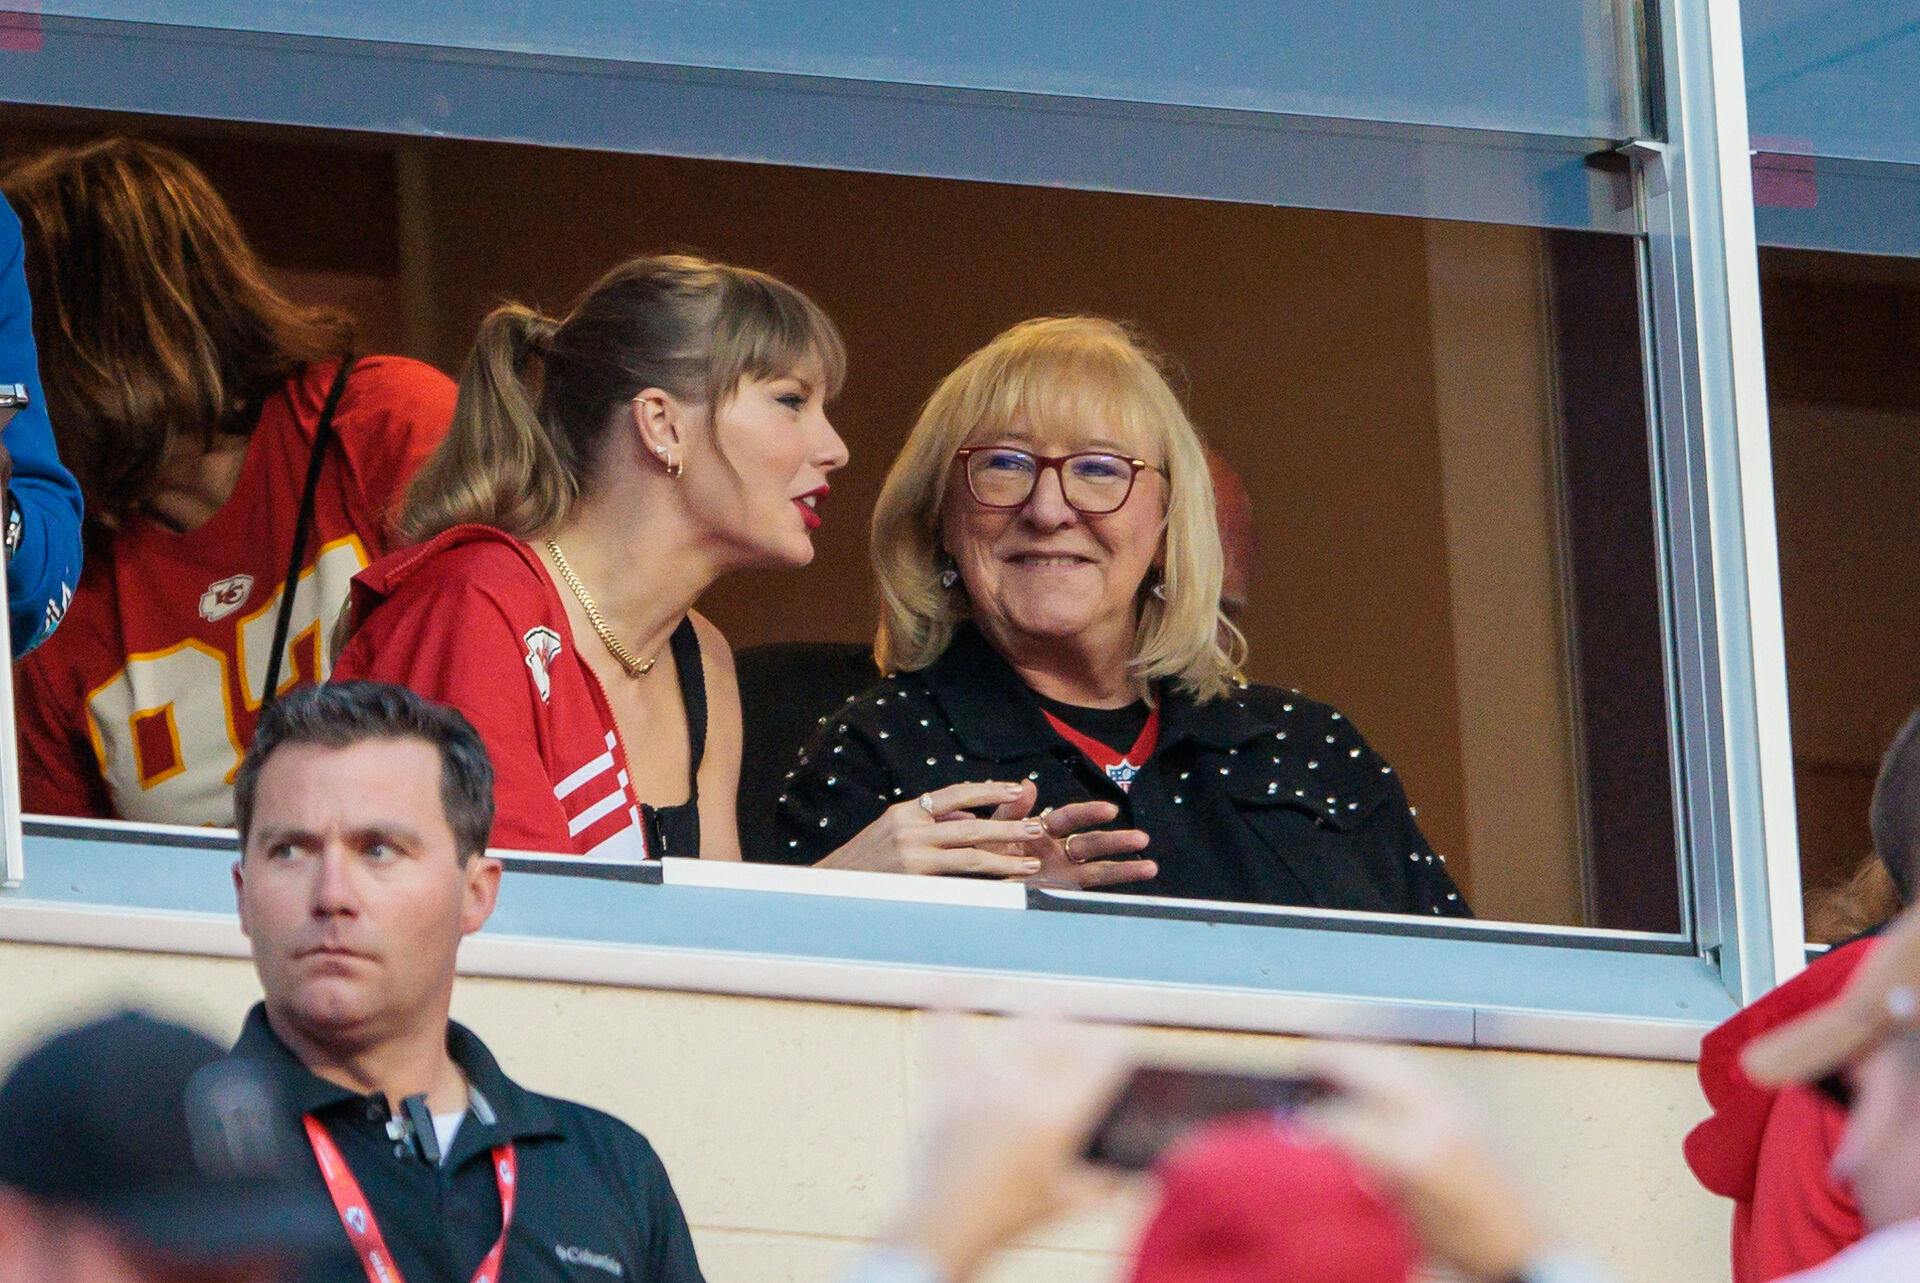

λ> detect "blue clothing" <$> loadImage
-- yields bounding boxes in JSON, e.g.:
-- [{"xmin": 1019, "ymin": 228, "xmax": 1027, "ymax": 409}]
[{"xmin": 0, "ymin": 195, "xmax": 83, "ymax": 655}]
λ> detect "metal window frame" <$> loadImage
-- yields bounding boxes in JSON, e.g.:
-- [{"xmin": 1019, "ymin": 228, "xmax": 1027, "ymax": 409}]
[
  {"xmin": 1642, "ymin": 0, "xmax": 1806, "ymax": 1003},
  {"xmin": 0, "ymin": 0, "xmax": 1809, "ymax": 1045}
]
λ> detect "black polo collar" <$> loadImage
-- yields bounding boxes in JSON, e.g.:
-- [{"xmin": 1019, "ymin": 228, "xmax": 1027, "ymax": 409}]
[
  {"xmin": 922, "ymin": 623, "xmax": 1282, "ymax": 757},
  {"xmin": 921, "ymin": 624, "xmax": 1060, "ymax": 761},
  {"xmin": 232, "ymin": 1003, "xmax": 563, "ymax": 1148}
]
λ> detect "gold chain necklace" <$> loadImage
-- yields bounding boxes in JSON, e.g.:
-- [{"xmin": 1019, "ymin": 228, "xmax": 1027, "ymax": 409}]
[{"xmin": 544, "ymin": 540, "xmax": 657, "ymax": 677}]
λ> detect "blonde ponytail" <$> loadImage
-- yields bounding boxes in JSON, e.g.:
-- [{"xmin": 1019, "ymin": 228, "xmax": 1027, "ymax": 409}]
[{"xmin": 401, "ymin": 305, "xmax": 575, "ymax": 543}]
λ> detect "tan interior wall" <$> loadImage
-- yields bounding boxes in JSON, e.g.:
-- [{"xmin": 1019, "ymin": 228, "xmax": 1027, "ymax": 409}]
[
  {"xmin": 0, "ymin": 940, "xmax": 1728, "ymax": 1282},
  {"xmin": 1772, "ymin": 398, "xmax": 1920, "ymax": 911},
  {"xmin": 1422, "ymin": 221, "xmax": 1585, "ymax": 925}
]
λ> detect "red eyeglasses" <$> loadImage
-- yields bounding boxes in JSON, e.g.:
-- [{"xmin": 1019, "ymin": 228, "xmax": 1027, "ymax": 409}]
[{"xmin": 954, "ymin": 447, "xmax": 1165, "ymax": 516}]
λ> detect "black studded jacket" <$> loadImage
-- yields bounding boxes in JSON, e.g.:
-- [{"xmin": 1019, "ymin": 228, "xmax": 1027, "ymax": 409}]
[{"xmin": 767, "ymin": 624, "xmax": 1471, "ymax": 917}]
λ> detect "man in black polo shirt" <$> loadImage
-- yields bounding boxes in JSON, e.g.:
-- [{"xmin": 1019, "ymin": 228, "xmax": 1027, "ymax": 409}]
[{"xmin": 229, "ymin": 681, "xmax": 705, "ymax": 1283}]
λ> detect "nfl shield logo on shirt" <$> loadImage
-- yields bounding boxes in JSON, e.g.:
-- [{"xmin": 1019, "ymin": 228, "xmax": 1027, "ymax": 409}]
[
  {"xmin": 523, "ymin": 626, "xmax": 563, "ymax": 703},
  {"xmin": 1106, "ymin": 759, "xmax": 1141, "ymax": 791}
]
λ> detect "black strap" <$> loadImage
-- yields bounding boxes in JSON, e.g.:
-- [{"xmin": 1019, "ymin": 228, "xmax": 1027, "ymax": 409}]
[
  {"xmin": 669, "ymin": 615, "xmax": 708, "ymax": 780},
  {"xmin": 261, "ymin": 357, "xmax": 354, "ymax": 713}
]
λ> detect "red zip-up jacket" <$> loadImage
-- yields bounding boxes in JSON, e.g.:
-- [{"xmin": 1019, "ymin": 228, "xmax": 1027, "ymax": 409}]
[{"xmin": 331, "ymin": 524, "xmax": 648, "ymax": 861}]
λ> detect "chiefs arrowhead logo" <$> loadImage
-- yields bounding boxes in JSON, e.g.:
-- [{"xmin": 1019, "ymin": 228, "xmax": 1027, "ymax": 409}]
[
  {"xmin": 198, "ymin": 573, "xmax": 255, "ymax": 622},
  {"xmin": 524, "ymin": 626, "xmax": 563, "ymax": 703}
]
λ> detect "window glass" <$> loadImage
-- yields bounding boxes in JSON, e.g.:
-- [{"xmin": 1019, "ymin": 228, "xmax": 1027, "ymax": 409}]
[
  {"xmin": 1744, "ymin": 1, "xmax": 1920, "ymax": 166},
  {"xmin": 1745, "ymin": 3, "xmax": 1920, "ymax": 258},
  {"xmin": 1764, "ymin": 247, "xmax": 1920, "ymax": 940},
  {"xmin": 1, "ymin": 109, "xmax": 1680, "ymax": 931},
  {"xmin": 47, "ymin": 0, "xmax": 1644, "ymax": 139}
]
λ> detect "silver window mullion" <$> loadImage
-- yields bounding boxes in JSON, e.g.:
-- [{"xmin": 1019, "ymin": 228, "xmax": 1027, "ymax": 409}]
[{"xmin": 1645, "ymin": 0, "xmax": 1805, "ymax": 1002}]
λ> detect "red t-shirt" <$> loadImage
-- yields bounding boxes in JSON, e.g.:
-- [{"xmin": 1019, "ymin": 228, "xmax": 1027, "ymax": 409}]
[
  {"xmin": 15, "ymin": 357, "xmax": 454, "ymax": 824},
  {"xmin": 329, "ymin": 524, "xmax": 650, "ymax": 862}
]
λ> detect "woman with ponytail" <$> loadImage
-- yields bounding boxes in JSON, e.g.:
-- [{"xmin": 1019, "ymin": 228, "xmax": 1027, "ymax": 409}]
[
  {"xmin": 7, "ymin": 139, "xmax": 454, "ymax": 824},
  {"xmin": 334, "ymin": 255, "xmax": 1137, "ymax": 874}
]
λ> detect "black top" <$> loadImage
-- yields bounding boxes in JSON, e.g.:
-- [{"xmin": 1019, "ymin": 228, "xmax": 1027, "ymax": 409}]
[
  {"xmin": 735, "ymin": 642, "xmax": 882, "ymax": 860},
  {"xmin": 767, "ymin": 624, "xmax": 1470, "ymax": 917},
  {"xmin": 231, "ymin": 1005, "xmax": 705, "ymax": 1283},
  {"xmin": 643, "ymin": 616, "xmax": 705, "ymax": 859}
]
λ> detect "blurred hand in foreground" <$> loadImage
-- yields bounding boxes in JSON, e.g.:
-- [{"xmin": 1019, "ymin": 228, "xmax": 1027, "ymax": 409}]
[
  {"xmin": 1303, "ymin": 1049, "xmax": 1550, "ymax": 1281},
  {"xmin": 885, "ymin": 1012, "xmax": 1133, "ymax": 1282}
]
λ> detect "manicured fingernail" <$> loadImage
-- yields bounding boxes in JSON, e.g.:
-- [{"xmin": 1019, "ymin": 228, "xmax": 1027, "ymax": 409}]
[
  {"xmin": 1022, "ymin": 821, "xmax": 1047, "ymax": 836},
  {"xmin": 1002, "ymin": 782, "xmax": 1023, "ymax": 795},
  {"xmin": 1022, "ymin": 859, "xmax": 1042, "ymax": 873}
]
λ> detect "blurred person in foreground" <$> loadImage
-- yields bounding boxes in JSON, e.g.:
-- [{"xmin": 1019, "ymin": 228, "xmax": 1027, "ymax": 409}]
[
  {"xmin": 848, "ymin": 1016, "xmax": 1603, "ymax": 1283},
  {"xmin": 0, "ymin": 191, "xmax": 84, "ymax": 657},
  {"xmin": 1741, "ymin": 900, "xmax": 1920, "ymax": 1280},
  {"xmin": 0, "ymin": 1010, "xmax": 342, "ymax": 1283},
  {"xmin": 776, "ymin": 316, "xmax": 1466, "ymax": 915},
  {"xmin": 1686, "ymin": 708, "xmax": 1920, "ymax": 1282},
  {"xmin": 5, "ymin": 138, "xmax": 454, "ymax": 825},
  {"xmin": 229, "ymin": 680, "xmax": 703, "ymax": 1281}
]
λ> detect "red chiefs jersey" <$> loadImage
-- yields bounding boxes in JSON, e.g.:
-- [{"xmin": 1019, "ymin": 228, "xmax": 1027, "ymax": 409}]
[
  {"xmin": 14, "ymin": 357, "xmax": 454, "ymax": 824},
  {"xmin": 329, "ymin": 524, "xmax": 650, "ymax": 862}
]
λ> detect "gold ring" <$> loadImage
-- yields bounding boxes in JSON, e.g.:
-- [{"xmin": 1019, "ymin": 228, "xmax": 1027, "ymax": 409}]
[{"xmin": 1062, "ymin": 833, "xmax": 1078, "ymax": 859}]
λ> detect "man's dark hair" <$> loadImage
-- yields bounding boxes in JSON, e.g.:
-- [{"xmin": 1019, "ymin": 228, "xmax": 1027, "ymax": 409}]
[
  {"xmin": 233, "ymin": 682, "xmax": 495, "ymax": 862},
  {"xmin": 1869, "ymin": 708, "xmax": 1920, "ymax": 904}
]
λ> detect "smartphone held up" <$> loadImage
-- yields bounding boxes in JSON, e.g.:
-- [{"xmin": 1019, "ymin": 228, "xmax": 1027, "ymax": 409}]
[{"xmin": 1082, "ymin": 1065, "xmax": 1340, "ymax": 1170}]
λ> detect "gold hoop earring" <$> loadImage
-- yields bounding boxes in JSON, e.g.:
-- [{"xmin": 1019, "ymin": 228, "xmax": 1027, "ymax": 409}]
[{"xmin": 665, "ymin": 456, "xmax": 684, "ymax": 480}]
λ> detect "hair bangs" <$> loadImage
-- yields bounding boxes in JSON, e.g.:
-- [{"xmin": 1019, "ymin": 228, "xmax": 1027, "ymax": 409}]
[
  {"xmin": 710, "ymin": 271, "xmax": 847, "ymax": 409},
  {"xmin": 970, "ymin": 323, "xmax": 1173, "ymax": 464}
]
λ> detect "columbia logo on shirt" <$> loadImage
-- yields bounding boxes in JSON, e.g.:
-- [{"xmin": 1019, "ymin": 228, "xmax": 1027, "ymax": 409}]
[{"xmin": 554, "ymin": 1243, "xmax": 625, "ymax": 1276}]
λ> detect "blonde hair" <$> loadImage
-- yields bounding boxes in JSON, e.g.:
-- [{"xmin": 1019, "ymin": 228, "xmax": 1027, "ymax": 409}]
[
  {"xmin": 1808, "ymin": 854, "xmax": 1904, "ymax": 944},
  {"xmin": 402, "ymin": 253, "xmax": 845, "ymax": 543},
  {"xmin": 871, "ymin": 316, "xmax": 1244, "ymax": 702}
]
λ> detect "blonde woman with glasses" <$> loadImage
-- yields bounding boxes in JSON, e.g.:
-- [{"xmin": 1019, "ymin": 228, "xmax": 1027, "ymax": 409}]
[{"xmin": 772, "ymin": 316, "xmax": 1469, "ymax": 913}]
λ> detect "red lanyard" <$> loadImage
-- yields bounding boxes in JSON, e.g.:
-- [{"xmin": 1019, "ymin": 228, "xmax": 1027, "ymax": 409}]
[
  {"xmin": 1041, "ymin": 706, "xmax": 1160, "ymax": 792},
  {"xmin": 304, "ymin": 1115, "xmax": 518, "ymax": 1283}
]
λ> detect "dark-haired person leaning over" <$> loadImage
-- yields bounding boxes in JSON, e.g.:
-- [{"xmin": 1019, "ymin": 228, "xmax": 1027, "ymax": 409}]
[
  {"xmin": 229, "ymin": 681, "xmax": 704, "ymax": 1282},
  {"xmin": 773, "ymin": 317, "xmax": 1467, "ymax": 916},
  {"xmin": 6, "ymin": 139, "xmax": 453, "ymax": 826}
]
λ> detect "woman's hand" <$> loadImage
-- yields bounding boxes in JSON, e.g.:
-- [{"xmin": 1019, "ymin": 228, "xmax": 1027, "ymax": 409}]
[
  {"xmin": 815, "ymin": 781, "xmax": 1056, "ymax": 878},
  {"xmin": 814, "ymin": 780, "xmax": 1157, "ymax": 887},
  {"xmin": 988, "ymin": 784, "xmax": 1157, "ymax": 890}
]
